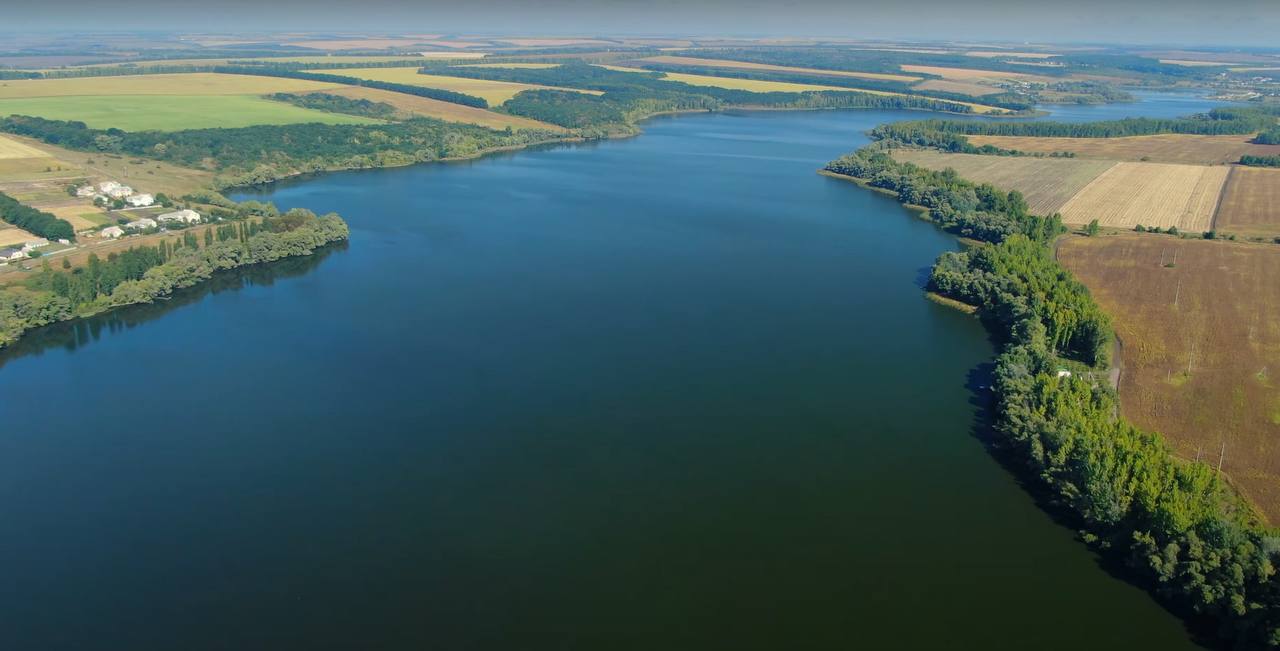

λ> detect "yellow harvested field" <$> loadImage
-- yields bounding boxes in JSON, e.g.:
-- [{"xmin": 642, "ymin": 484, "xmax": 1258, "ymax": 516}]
[
  {"xmin": 888, "ymin": 150, "xmax": 1117, "ymax": 215},
  {"xmin": 316, "ymin": 67, "xmax": 601, "ymax": 105},
  {"xmin": 457, "ymin": 63, "xmax": 561, "ymax": 69},
  {"xmin": 0, "ymin": 73, "xmax": 341, "ymax": 99},
  {"xmin": 899, "ymin": 64, "xmax": 1044, "ymax": 81},
  {"xmin": 1216, "ymin": 167, "xmax": 1280, "ymax": 237},
  {"xmin": 637, "ymin": 55, "xmax": 922, "ymax": 83},
  {"xmin": 1058, "ymin": 162, "xmax": 1230, "ymax": 231},
  {"xmin": 966, "ymin": 134, "xmax": 1280, "ymax": 166},
  {"xmin": 312, "ymin": 87, "xmax": 563, "ymax": 131},
  {"xmin": 0, "ymin": 134, "xmax": 50, "ymax": 160},
  {"xmin": 0, "ymin": 227, "xmax": 36, "ymax": 247},
  {"xmin": 965, "ymin": 51, "xmax": 1059, "ymax": 59}
]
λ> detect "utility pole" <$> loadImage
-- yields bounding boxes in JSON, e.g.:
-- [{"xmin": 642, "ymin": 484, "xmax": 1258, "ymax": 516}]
[
  {"xmin": 1217, "ymin": 440, "xmax": 1226, "ymax": 474},
  {"xmin": 1173, "ymin": 279, "xmax": 1181, "ymax": 308}
]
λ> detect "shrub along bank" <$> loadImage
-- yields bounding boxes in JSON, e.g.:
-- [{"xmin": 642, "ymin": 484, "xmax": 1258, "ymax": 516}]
[
  {"xmin": 0, "ymin": 208, "xmax": 348, "ymax": 347},
  {"xmin": 825, "ymin": 147, "xmax": 1280, "ymax": 647}
]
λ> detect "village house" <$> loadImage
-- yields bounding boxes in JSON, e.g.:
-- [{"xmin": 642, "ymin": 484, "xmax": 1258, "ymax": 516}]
[
  {"xmin": 21, "ymin": 238, "xmax": 50, "ymax": 252},
  {"xmin": 106, "ymin": 185, "xmax": 134, "ymax": 199},
  {"xmin": 125, "ymin": 218, "xmax": 157, "ymax": 230},
  {"xmin": 158, "ymin": 209, "xmax": 201, "ymax": 224},
  {"xmin": 98, "ymin": 181, "xmax": 121, "ymax": 194},
  {"xmin": 126, "ymin": 193, "xmax": 155, "ymax": 207},
  {"xmin": 75, "ymin": 185, "xmax": 97, "ymax": 198},
  {"xmin": 99, "ymin": 225, "xmax": 125, "ymax": 239},
  {"xmin": 0, "ymin": 247, "xmax": 28, "ymax": 262}
]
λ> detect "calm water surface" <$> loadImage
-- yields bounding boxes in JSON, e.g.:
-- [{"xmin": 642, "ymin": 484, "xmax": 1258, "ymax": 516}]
[{"xmin": 0, "ymin": 108, "xmax": 1206, "ymax": 649}]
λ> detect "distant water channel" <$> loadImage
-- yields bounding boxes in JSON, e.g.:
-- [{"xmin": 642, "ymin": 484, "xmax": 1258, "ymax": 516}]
[{"xmin": 0, "ymin": 96, "xmax": 1215, "ymax": 649}]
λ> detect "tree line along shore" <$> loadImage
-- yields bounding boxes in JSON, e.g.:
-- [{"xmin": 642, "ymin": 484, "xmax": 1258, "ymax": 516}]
[{"xmin": 824, "ymin": 122, "xmax": 1280, "ymax": 646}]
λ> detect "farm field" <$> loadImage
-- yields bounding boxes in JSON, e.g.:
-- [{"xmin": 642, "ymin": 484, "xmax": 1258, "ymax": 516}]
[
  {"xmin": 0, "ymin": 95, "xmax": 382, "ymax": 131},
  {"xmin": 1057, "ymin": 162, "xmax": 1228, "ymax": 231},
  {"xmin": 42, "ymin": 56, "xmax": 434, "ymax": 71},
  {"xmin": 1216, "ymin": 167, "xmax": 1280, "ymax": 237},
  {"xmin": 0, "ymin": 227, "xmax": 36, "ymax": 247},
  {"xmin": 307, "ymin": 87, "xmax": 563, "ymax": 131},
  {"xmin": 915, "ymin": 79, "xmax": 1003, "ymax": 96},
  {"xmin": 899, "ymin": 64, "xmax": 1046, "ymax": 81},
  {"xmin": 634, "ymin": 55, "xmax": 922, "ymax": 82},
  {"xmin": 888, "ymin": 150, "xmax": 1116, "ymax": 214},
  {"xmin": 627, "ymin": 69, "xmax": 1008, "ymax": 113},
  {"xmin": 316, "ymin": 67, "xmax": 602, "ymax": 105},
  {"xmin": 966, "ymin": 133, "xmax": 1280, "ymax": 165},
  {"xmin": 0, "ymin": 73, "xmax": 342, "ymax": 98},
  {"xmin": 1059, "ymin": 234, "xmax": 1280, "ymax": 522}
]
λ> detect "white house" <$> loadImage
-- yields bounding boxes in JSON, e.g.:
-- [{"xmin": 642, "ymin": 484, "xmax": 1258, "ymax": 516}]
[
  {"xmin": 126, "ymin": 193, "xmax": 155, "ymax": 207},
  {"xmin": 106, "ymin": 185, "xmax": 134, "ymax": 199},
  {"xmin": 98, "ymin": 181, "xmax": 121, "ymax": 194},
  {"xmin": 125, "ymin": 218, "xmax": 157, "ymax": 230},
  {"xmin": 0, "ymin": 247, "xmax": 28, "ymax": 261},
  {"xmin": 100, "ymin": 225, "xmax": 125, "ymax": 238},
  {"xmin": 75, "ymin": 185, "xmax": 97, "ymax": 198},
  {"xmin": 21, "ymin": 238, "xmax": 49, "ymax": 252},
  {"xmin": 158, "ymin": 209, "xmax": 201, "ymax": 224}
]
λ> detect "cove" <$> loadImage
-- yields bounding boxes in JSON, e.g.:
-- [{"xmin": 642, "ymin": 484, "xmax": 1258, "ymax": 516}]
[{"xmin": 0, "ymin": 108, "xmax": 1204, "ymax": 649}]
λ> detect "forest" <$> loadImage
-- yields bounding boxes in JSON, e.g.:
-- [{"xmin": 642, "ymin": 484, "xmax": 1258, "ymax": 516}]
[
  {"xmin": 0, "ymin": 192, "xmax": 76, "ymax": 241},
  {"xmin": 824, "ymin": 146, "xmax": 1280, "ymax": 648}
]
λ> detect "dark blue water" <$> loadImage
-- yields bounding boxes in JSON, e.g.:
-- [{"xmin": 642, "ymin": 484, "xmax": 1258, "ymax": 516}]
[
  {"xmin": 0, "ymin": 109, "xmax": 1204, "ymax": 649},
  {"xmin": 1039, "ymin": 89, "xmax": 1233, "ymax": 122}
]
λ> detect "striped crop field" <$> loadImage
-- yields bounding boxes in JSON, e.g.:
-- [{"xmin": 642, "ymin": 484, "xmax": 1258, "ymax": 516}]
[{"xmin": 1057, "ymin": 162, "xmax": 1229, "ymax": 231}]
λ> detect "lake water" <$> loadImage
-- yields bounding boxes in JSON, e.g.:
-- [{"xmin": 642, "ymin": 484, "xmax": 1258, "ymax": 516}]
[{"xmin": 0, "ymin": 104, "xmax": 1210, "ymax": 649}]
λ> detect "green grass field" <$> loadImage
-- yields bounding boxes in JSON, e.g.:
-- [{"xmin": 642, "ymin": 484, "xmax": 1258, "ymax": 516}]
[{"xmin": 0, "ymin": 95, "xmax": 382, "ymax": 131}]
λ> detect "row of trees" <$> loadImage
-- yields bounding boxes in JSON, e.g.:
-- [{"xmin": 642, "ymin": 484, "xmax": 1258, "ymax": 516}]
[
  {"xmin": 440, "ymin": 62, "xmax": 979, "ymax": 129},
  {"xmin": 0, "ymin": 191, "xmax": 75, "ymax": 241},
  {"xmin": 825, "ymin": 149, "xmax": 1065, "ymax": 245},
  {"xmin": 0, "ymin": 209, "xmax": 348, "ymax": 347},
  {"xmin": 886, "ymin": 106, "xmax": 1280, "ymax": 140},
  {"xmin": 824, "ymin": 147, "xmax": 1280, "ymax": 646},
  {"xmin": 214, "ymin": 66, "xmax": 490, "ymax": 108},
  {"xmin": 1240, "ymin": 154, "xmax": 1280, "ymax": 167},
  {"xmin": 0, "ymin": 115, "xmax": 561, "ymax": 189},
  {"xmin": 267, "ymin": 92, "xmax": 399, "ymax": 119}
]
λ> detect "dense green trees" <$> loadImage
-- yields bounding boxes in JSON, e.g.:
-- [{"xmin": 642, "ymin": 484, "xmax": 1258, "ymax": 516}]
[
  {"xmin": 1240, "ymin": 154, "xmax": 1280, "ymax": 167},
  {"xmin": 0, "ymin": 209, "xmax": 348, "ymax": 347},
  {"xmin": 267, "ymin": 92, "xmax": 399, "ymax": 119},
  {"xmin": 0, "ymin": 192, "xmax": 75, "ymax": 241},
  {"xmin": 825, "ymin": 149, "xmax": 1065, "ymax": 245},
  {"xmin": 825, "ymin": 144, "xmax": 1280, "ymax": 647},
  {"xmin": 1255, "ymin": 127, "xmax": 1280, "ymax": 145}
]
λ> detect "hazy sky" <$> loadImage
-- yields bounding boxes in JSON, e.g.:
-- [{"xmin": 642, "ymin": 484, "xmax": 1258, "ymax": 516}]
[{"xmin": 7, "ymin": 0, "xmax": 1280, "ymax": 48}]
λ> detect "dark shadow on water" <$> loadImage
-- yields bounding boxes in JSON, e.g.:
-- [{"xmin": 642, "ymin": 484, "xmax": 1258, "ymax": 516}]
[
  {"xmin": 961, "ymin": 359, "xmax": 1221, "ymax": 650},
  {"xmin": 0, "ymin": 242, "xmax": 346, "ymax": 370}
]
